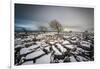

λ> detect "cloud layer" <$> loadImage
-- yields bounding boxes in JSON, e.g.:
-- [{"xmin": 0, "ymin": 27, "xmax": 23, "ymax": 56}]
[{"xmin": 15, "ymin": 4, "xmax": 94, "ymax": 32}]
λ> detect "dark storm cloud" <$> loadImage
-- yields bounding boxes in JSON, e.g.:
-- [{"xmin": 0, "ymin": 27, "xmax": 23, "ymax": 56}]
[{"xmin": 15, "ymin": 4, "xmax": 94, "ymax": 32}]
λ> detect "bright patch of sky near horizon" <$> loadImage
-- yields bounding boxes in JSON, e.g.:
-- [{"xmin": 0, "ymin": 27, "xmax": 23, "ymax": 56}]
[{"xmin": 15, "ymin": 4, "xmax": 94, "ymax": 32}]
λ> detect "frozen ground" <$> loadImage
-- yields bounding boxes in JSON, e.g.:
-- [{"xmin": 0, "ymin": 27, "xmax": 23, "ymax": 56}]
[{"xmin": 15, "ymin": 32, "xmax": 94, "ymax": 65}]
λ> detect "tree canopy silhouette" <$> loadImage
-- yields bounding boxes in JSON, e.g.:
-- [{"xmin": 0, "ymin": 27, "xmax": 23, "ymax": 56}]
[{"xmin": 49, "ymin": 20, "xmax": 63, "ymax": 34}]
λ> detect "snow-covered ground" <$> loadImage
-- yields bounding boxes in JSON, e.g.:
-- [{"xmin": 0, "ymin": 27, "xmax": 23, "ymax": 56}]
[{"xmin": 15, "ymin": 32, "xmax": 94, "ymax": 65}]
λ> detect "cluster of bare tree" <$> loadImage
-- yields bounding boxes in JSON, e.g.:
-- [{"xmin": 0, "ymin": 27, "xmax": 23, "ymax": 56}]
[{"xmin": 38, "ymin": 19, "xmax": 63, "ymax": 34}]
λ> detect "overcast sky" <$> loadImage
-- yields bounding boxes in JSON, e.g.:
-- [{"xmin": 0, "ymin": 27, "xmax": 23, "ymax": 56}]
[{"xmin": 15, "ymin": 4, "xmax": 94, "ymax": 32}]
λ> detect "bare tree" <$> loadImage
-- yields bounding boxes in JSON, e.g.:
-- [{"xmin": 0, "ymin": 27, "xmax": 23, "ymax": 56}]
[
  {"xmin": 49, "ymin": 20, "xmax": 63, "ymax": 34},
  {"xmin": 38, "ymin": 26, "xmax": 48, "ymax": 33}
]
